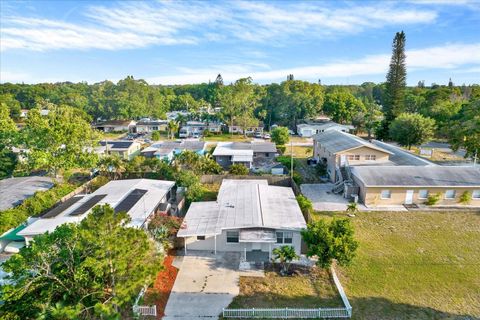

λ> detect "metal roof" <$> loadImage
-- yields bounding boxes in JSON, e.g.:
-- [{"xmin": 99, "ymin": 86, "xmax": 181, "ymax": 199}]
[
  {"xmin": 297, "ymin": 122, "xmax": 353, "ymax": 130},
  {"xmin": 0, "ymin": 176, "xmax": 54, "ymax": 211},
  {"xmin": 18, "ymin": 179, "xmax": 175, "ymax": 237},
  {"xmin": 352, "ymin": 166, "xmax": 480, "ymax": 187},
  {"xmin": 177, "ymin": 179, "xmax": 306, "ymax": 237},
  {"xmin": 142, "ymin": 141, "xmax": 206, "ymax": 156},
  {"xmin": 213, "ymin": 142, "xmax": 276, "ymax": 156},
  {"xmin": 313, "ymin": 130, "xmax": 392, "ymax": 155}
]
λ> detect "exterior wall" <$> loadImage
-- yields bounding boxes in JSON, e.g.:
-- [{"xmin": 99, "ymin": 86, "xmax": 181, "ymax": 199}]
[
  {"xmin": 184, "ymin": 229, "xmax": 303, "ymax": 256},
  {"xmin": 253, "ymin": 151, "xmax": 275, "ymax": 159},
  {"xmin": 336, "ymin": 147, "xmax": 390, "ymax": 165},
  {"xmin": 313, "ymin": 141, "xmax": 337, "ymax": 182},
  {"xmin": 228, "ymin": 126, "xmax": 264, "ymax": 134},
  {"xmin": 360, "ymin": 186, "xmax": 480, "ymax": 207},
  {"xmin": 299, "ymin": 125, "xmax": 350, "ymax": 137},
  {"xmin": 215, "ymin": 155, "xmax": 232, "ymax": 168},
  {"xmin": 136, "ymin": 124, "xmax": 167, "ymax": 133}
]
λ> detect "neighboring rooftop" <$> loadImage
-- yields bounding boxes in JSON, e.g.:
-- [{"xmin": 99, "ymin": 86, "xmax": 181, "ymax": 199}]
[
  {"xmin": 0, "ymin": 176, "xmax": 54, "ymax": 211},
  {"xmin": 99, "ymin": 140, "xmax": 137, "ymax": 150},
  {"xmin": 352, "ymin": 166, "xmax": 480, "ymax": 187},
  {"xmin": 297, "ymin": 121, "xmax": 354, "ymax": 130},
  {"xmin": 18, "ymin": 179, "xmax": 175, "ymax": 237},
  {"xmin": 95, "ymin": 120, "xmax": 135, "ymax": 126},
  {"xmin": 136, "ymin": 120, "xmax": 168, "ymax": 126},
  {"xmin": 371, "ymin": 140, "xmax": 435, "ymax": 166},
  {"xmin": 213, "ymin": 142, "xmax": 277, "ymax": 156},
  {"xmin": 313, "ymin": 130, "xmax": 392, "ymax": 155},
  {"xmin": 142, "ymin": 140, "xmax": 206, "ymax": 156},
  {"xmin": 177, "ymin": 179, "xmax": 306, "ymax": 237}
]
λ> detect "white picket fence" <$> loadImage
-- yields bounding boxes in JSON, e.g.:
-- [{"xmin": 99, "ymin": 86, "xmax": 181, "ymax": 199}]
[
  {"xmin": 223, "ymin": 266, "xmax": 352, "ymax": 319},
  {"xmin": 132, "ymin": 285, "xmax": 157, "ymax": 317},
  {"xmin": 222, "ymin": 307, "xmax": 351, "ymax": 318}
]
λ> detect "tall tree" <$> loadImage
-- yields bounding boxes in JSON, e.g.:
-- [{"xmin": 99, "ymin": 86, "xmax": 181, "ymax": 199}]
[
  {"xmin": 0, "ymin": 103, "xmax": 19, "ymax": 178},
  {"xmin": 323, "ymin": 89, "xmax": 365, "ymax": 124},
  {"xmin": 389, "ymin": 113, "xmax": 436, "ymax": 149},
  {"xmin": 381, "ymin": 31, "xmax": 407, "ymax": 138},
  {"xmin": 21, "ymin": 105, "xmax": 100, "ymax": 177}
]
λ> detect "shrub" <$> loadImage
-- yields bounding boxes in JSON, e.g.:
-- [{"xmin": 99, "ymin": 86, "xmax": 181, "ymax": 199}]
[
  {"xmin": 296, "ymin": 195, "xmax": 313, "ymax": 215},
  {"xmin": 316, "ymin": 162, "xmax": 327, "ymax": 176},
  {"xmin": 276, "ymin": 155, "xmax": 296, "ymax": 169},
  {"xmin": 425, "ymin": 193, "xmax": 440, "ymax": 206},
  {"xmin": 292, "ymin": 172, "xmax": 303, "ymax": 185},
  {"xmin": 229, "ymin": 164, "xmax": 249, "ymax": 175},
  {"xmin": 271, "ymin": 127, "xmax": 290, "ymax": 145},
  {"xmin": 151, "ymin": 130, "xmax": 161, "ymax": 141},
  {"xmin": 277, "ymin": 145, "xmax": 286, "ymax": 154},
  {"xmin": 89, "ymin": 176, "xmax": 109, "ymax": 192},
  {"xmin": 459, "ymin": 191, "xmax": 472, "ymax": 205}
]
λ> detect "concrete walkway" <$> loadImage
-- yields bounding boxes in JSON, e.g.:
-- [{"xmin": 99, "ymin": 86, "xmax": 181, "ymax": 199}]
[{"xmin": 163, "ymin": 252, "xmax": 241, "ymax": 320}]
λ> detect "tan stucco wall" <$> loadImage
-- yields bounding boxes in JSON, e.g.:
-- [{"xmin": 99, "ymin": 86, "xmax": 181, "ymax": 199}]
[{"xmin": 360, "ymin": 186, "xmax": 480, "ymax": 207}]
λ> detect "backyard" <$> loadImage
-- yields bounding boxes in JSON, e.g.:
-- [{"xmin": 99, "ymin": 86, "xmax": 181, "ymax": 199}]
[
  {"xmin": 282, "ymin": 145, "xmax": 321, "ymax": 183},
  {"xmin": 312, "ymin": 210, "xmax": 480, "ymax": 319}
]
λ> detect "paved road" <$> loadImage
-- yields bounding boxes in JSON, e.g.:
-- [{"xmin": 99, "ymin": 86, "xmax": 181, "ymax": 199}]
[
  {"xmin": 163, "ymin": 252, "xmax": 240, "ymax": 320},
  {"xmin": 372, "ymin": 140, "xmax": 436, "ymax": 166}
]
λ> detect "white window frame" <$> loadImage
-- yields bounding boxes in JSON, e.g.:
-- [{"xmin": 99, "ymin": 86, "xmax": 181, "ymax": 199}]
[
  {"xmin": 444, "ymin": 190, "xmax": 456, "ymax": 199},
  {"xmin": 276, "ymin": 231, "xmax": 294, "ymax": 244},
  {"xmin": 418, "ymin": 189, "xmax": 429, "ymax": 199},
  {"xmin": 472, "ymin": 190, "xmax": 480, "ymax": 199},
  {"xmin": 381, "ymin": 190, "xmax": 391, "ymax": 199},
  {"xmin": 365, "ymin": 155, "xmax": 377, "ymax": 161}
]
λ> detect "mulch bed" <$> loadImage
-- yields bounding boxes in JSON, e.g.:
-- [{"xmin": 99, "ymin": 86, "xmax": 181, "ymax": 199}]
[{"xmin": 144, "ymin": 255, "xmax": 179, "ymax": 319}]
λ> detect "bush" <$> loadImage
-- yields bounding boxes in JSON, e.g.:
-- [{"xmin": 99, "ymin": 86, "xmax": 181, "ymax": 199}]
[
  {"xmin": 151, "ymin": 130, "xmax": 161, "ymax": 141},
  {"xmin": 276, "ymin": 155, "xmax": 296, "ymax": 169},
  {"xmin": 229, "ymin": 164, "xmax": 249, "ymax": 175},
  {"xmin": 89, "ymin": 176, "xmax": 109, "ymax": 192},
  {"xmin": 316, "ymin": 162, "xmax": 327, "ymax": 176},
  {"xmin": 0, "ymin": 183, "xmax": 77, "ymax": 234},
  {"xmin": 277, "ymin": 145, "xmax": 286, "ymax": 154},
  {"xmin": 425, "ymin": 193, "xmax": 440, "ymax": 206},
  {"xmin": 292, "ymin": 172, "xmax": 303, "ymax": 185},
  {"xmin": 459, "ymin": 191, "xmax": 472, "ymax": 205},
  {"xmin": 296, "ymin": 195, "xmax": 313, "ymax": 215},
  {"xmin": 271, "ymin": 127, "xmax": 290, "ymax": 145}
]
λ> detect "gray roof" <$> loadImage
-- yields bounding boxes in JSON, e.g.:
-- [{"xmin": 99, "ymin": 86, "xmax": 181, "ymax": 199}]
[
  {"xmin": 142, "ymin": 140, "xmax": 206, "ymax": 156},
  {"xmin": 177, "ymin": 179, "xmax": 306, "ymax": 237},
  {"xmin": 352, "ymin": 166, "xmax": 480, "ymax": 187},
  {"xmin": 313, "ymin": 130, "xmax": 392, "ymax": 155},
  {"xmin": 0, "ymin": 176, "xmax": 54, "ymax": 211},
  {"xmin": 214, "ymin": 142, "xmax": 277, "ymax": 154},
  {"xmin": 136, "ymin": 120, "xmax": 168, "ymax": 126},
  {"xmin": 297, "ymin": 122, "xmax": 353, "ymax": 130},
  {"xmin": 371, "ymin": 140, "xmax": 435, "ymax": 166},
  {"xmin": 99, "ymin": 140, "xmax": 135, "ymax": 149}
]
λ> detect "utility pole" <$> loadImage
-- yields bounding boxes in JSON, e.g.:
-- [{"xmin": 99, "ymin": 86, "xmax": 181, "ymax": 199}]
[{"xmin": 290, "ymin": 140, "xmax": 294, "ymax": 179}]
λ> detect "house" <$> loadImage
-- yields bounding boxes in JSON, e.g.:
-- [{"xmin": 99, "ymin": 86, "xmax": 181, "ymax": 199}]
[
  {"xmin": 177, "ymin": 179, "xmax": 306, "ymax": 262},
  {"xmin": 0, "ymin": 176, "xmax": 54, "ymax": 211},
  {"xmin": 135, "ymin": 120, "xmax": 168, "ymax": 133},
  {"xmin": 94, "ymin": 120, "xmax": 136, "ymax": 133},
  {"xmin": 19, "ymin": 109, "xmax": 50, "ymax": 118},
  {"xmin": 167, "ymin": 111, "xmax": 190, "ymax": 121},
  {"xmin": 141, "ymin": 140, "xmax": 206, "ymax": 162},
  {"xmin": 98, "ymin": 140, "xmax": 142, "ymax": 160},
  {"xmin": 351, "ymin": 166, "xmax": 480, "ymax": 207},
  {"xmin": 213, "ymin": 142, "xmax": 277, "ymax": 169},
  {"xmin": 18, "ymin": 179, "xmax": 175, "ymax": 244},
  {"xmin": 179, "ymin": 121, "xmax": 221, "ymax": 138},
  {"xmin": 228, "ymin": 122, "xmax": 264, "ymax": 135},
  {"xmin": 313, "ymin": 130, "xmax": 392, "ymax": 182},
  {"xmin": 297, "ymin": 121, "xmax": 354, "ymax": 137}
]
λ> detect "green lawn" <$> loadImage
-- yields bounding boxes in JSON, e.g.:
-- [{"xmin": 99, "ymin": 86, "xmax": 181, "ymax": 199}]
[
  {"xmin": 203, "ymin": 133, "xmax": 252, "ymax": 142},
  {"xmin": 312, "ymin": 210, "xmax": 480, "ymax": 319},
  {"xmin": 228, "ymin": 266, "xmax": 343, "ymax": 309}
]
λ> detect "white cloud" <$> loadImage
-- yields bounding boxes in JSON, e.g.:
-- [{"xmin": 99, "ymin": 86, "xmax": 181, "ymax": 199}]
[
  {"xmin": 146, "ymin": 43, "xmax": 480, "ymax": 84},
  {"xmin": 1, "ymin": 1, "xmax": 439, "ymax": 51}
]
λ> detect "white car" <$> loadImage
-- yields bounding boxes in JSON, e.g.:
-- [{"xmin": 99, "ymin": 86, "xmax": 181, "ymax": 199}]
[{"xmin": 3, "ymin": 241, "xmax": 25, "ymax": 254}]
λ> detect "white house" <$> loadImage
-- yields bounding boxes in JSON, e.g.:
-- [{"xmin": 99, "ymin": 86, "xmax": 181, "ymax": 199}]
[
  {"xmin": 141, "ymin": 140, "xmax": 206, "ymax": 162},
  {"xmin": 94, "ymin": 120, "xmax": 136, "ymax": 133},
  {"xmin": 213, "ymin": 142, "xmax": 277, "ymax": 169},
  {"xmin": 135, "ymin": 120, "xmax": 168, "ymax": 133},
  {"xmin": 97, "ymin": 140, "xmax": 142, "ymax": 160},
  {"xmin": 179, "ymin": 121, "xmax": 222, "ymax": 138},
  {"xmin": 177, "ymin": 179, "xmax": 306, "ymax": 262},
  {"xmin": 297, "ymin": 121, "xmax": 354, "ymax": 137},
  {"xmin": 18, "ymin": 179, "xmax": 175, "ymax": 244}
]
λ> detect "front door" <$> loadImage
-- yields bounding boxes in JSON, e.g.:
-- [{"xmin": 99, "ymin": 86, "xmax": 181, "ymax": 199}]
[{"xmin": 405, "ymin": 190, "xmax": 414, "ymax": 204}]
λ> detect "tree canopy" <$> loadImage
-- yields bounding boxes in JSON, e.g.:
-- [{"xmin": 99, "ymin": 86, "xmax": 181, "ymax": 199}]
[
  {"xmin": 1, "ymin": 204, "xmax": 161, "ymax": 319},
  {"xmin": 270, "ymin": 126, "xmax": 290, "ymax": 145},
  {"xmin": 389, "ymin": 113, "xmax": 436, "ymax": 149}
]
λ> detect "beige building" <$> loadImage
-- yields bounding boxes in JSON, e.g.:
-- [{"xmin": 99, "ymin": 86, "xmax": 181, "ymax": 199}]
[
  {"xmin": 98, "ymin": 140, "xmax": 142, "ymax": 160},
  {"xmin": 313, "ymin": 130, "xmax": 392, "ymax": 182},
  {"xmin": 352, "ymin": 166, "xmax": 480, "ymax": 207}
]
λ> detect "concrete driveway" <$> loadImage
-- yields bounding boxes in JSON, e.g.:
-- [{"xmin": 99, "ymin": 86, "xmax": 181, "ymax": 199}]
[
  {"xmin": 301, "ymin": 183, "xmax": 353, "ymax": 211},
  {"xmin": 163, "ymin": 252, "xmax": 240, "ymax": 320}
]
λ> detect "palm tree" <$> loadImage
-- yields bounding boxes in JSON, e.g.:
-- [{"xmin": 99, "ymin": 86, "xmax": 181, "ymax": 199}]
[
  {"xmin": 167, "ymin": 121, "xmax": 179, "ymax": 139},
  {"xmin": 346, "ymin": 202, "xmax": 358, "ymax": 215},
  {"xmin": 272, "ymin": 245, "xmax": 298, "ymax": 275}
]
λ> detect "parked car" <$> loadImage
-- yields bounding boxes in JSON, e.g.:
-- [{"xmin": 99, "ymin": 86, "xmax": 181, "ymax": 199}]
[
  {"xmin": 263, "ymin": 133, "xmax": 271, "ymax": 139},
  {"xmin": 254, "ymin": 132, "xmax": 263, "ymax": 138}
]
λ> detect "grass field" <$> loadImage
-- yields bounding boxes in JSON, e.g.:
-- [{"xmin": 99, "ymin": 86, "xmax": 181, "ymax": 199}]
[
  {"xmin": 203, "ymin": 133, "xmax": 252, "ymax": 142},
  {"xmin": 312, "ymin": 210, "xmax": 480, "ymax": 319},
  {"xmin": 228, "ymin": 266, "xmax": 343, "ymax": 309}
]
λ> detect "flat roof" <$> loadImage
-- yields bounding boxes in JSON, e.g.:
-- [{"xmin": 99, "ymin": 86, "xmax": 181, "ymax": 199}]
[
  {"xmin": 18, "ymin": 179, "xmax": 175, "ymax": 237},
  {"xmin": 178, "ymin": 179, "xmax": 306, "ymax": 237},
  {"xmin": 0, "ymin": 176, "xmax": 54, "ymax": 211},
  {"xmin": 297, "ymin": 122, "xmax": 353, "ymax": 130},
  {"xmin": 313, "ymin": 130, "xmax": 392, "ymax": 155},
  {"xmin": 213, "ymin": 142, "xmax": 276, "ymax": 156},
  {"xmin": 352, "ymin": 166, "xmax": 480, "ymax": 187},
  {"xmin": 142, "ymin": 141, "xmax": 206, "ymax": 156}
]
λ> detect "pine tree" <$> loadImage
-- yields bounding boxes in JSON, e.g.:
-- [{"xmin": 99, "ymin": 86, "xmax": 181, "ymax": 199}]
[
  {"xmin": 215, "ymin": 74, "xmax": 224, "ymax": 86},
  {"xmin": 448, "ymin": 78, "xmax": 454, "ymax": 87},
  {"xmin": 381, "ymin": 31, "xmax": 407, "ymax": 138}
]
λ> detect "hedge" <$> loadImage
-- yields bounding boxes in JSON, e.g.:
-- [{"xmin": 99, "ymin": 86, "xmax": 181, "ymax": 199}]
[{"xmin": 0, "ymin": 183, "xmax": 76, "ymax": 234}]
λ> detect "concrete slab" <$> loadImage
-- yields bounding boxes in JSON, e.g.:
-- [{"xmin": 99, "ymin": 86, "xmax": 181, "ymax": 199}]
[
  {"xmin": 164, "ymin": 252, "xmax": 241, "ymax": 319},
  {"xmin": 301, "ymin": 183, "xmax": 353, "ymax": 211}
]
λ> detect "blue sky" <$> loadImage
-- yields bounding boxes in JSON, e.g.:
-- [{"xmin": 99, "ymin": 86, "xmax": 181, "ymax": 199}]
[{"xmin": 1, "ymin": 0, "xmax": 479, "ymax": 85}]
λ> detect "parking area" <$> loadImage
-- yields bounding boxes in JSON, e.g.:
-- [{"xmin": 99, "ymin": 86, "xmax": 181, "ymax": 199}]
[
  {"xmin": 301, "ymin": 183, "xmax": 353, "ymax": 211},
  {"xmin": 163, "ymin": 251, "xmax": 241, "ymax": 320}
]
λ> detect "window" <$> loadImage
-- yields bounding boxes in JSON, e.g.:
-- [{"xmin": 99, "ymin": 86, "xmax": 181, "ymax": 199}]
[
  {"xmin": 381, "ymin": 190, "xmax": 391, "ymax": 199},
  {"xmin": 197, "ymin": 236, "xmax": 205, "ymax": 240},
  {"xmin": 418, "ymin": 190, "xmax": 429, "ymax": 199},
  {"xmin": 445, "ymin": 190, "xmax": 456, "ymax": 199},
  {"xmin": 347, "ymin": 155, "xmax": 360, "ymax": 161},
  {"xmin": 473, "ymin": 190, "xmax": 480, "ymax": 199},
  {"xmin": 276, "ymin": 231, "xmax": 293, "ymax": 244},
  {"xmin": 365, "ymin": 155, "xmax": 376, "ymax": 161},
  {"xmin": 226, "ymin": 231, "xmax": 239, "ymax": 243}
]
